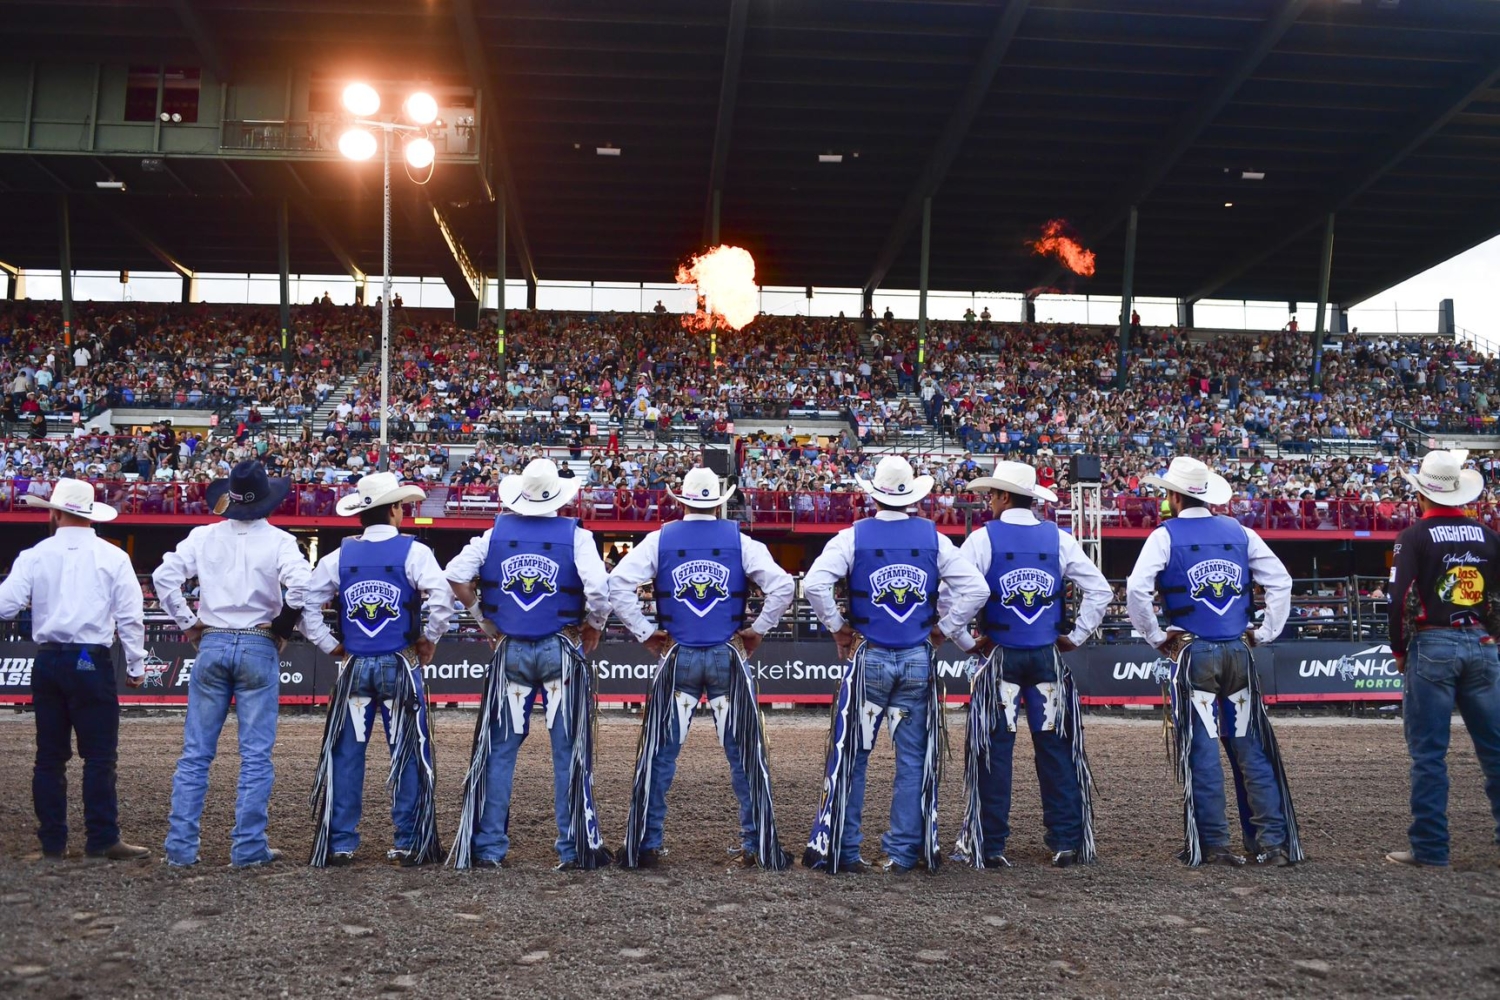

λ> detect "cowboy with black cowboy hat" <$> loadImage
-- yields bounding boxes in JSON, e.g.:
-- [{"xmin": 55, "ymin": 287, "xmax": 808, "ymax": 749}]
[{"xmin": 154, "ymin": 460, "xmax": 310, "ymax": 868}]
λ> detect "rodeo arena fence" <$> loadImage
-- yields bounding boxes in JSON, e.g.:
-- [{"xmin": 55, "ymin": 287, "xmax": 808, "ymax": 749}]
[{"xmin": 0, "ymin": 573, "xmax": 1402, "ymax": 708}]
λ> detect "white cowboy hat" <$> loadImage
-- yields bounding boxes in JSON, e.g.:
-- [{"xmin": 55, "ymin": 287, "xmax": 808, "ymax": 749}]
[
  {"xmin": 335, "ymin": 471, "xmax": 427, "ymax": 516},
  {"xmin": 668, "ymin": 466, "xmax": 737, "ymax": 509},
  {"xmin": 1140, "ymin": 456, "xmax": 1233, "ymax": 506},
  {"xmin": 968, "ymin": 460, "xmax": 1059, "ymax": 504},
  {"xmin": 22, "ymin": 477, "xmax": 117, "ymax": 522},
  {"xmin": 1403, "ymin": 448, "xmax": 1483, "ymax": 506},
  {"xmin": 498, "ymin": 458, "xmax": 581, "ymax": 515},
  {"xmin": 856, "ymin": 455, "xmax": 935, "ymax": 506}
]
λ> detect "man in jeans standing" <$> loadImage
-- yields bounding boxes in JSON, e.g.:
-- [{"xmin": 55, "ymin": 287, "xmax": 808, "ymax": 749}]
[
  {"xmin": 1387, "ymin": 448, "xmax": 1500, "ymax": 867},
  {"xmin": 154, "ymin": 461, "xmax": 310, "ymax": 868},
  {"xmin": 0, "ymin": 479, "xmax": 149, "ymax": 861}
]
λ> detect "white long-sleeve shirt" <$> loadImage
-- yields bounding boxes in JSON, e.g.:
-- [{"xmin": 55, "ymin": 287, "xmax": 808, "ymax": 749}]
[
  {"xmin": 444, "ymin": 513, "xmax": 611, "ymax": 631},
  {"xmin": 300, "ymin": 525, "xmax": 454, "ymax": 655},
  {"xmin": 1125, "ymin": 507, "xmax": 1293, "ymax": 647},
  {"xmin": 0, "ymin": 527, "xmax": 146, "ymax": 677},
  {"xmin": 803, "ymin": 510, "xmax": 989, "ymax": 644},
  {"xmin": 153, "ymin": 518, "xmax": 312, "ymax": 632},
  {"xmin": 956, "ymin": 508, "xmax": 1112, "ymax": 649},
  {"xmin": 608, "ymin": 513, "xmax": 795, "ymax": 642}
]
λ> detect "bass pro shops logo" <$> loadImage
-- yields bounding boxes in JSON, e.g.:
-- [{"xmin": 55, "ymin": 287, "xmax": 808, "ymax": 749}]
[
  {"xmin": 1187, "ymin": 559, "xmax": 1245, "ymax": 616},
  {"xmin": 1437, "ymin": 566, "xmax": 1484, "ymax": 607},
  {"xmin": 344, "ymin": 580, "xmax": 404, "ymax": 639},
  {"xmin": 500, "ymin": 554, "xmax": 561, "ymax": 611},
  {"xmin": 869, "ymin": 564, "xmax": 930, "ymax": 623},
  {"xmin": 671, "ymin": 559, "xmax": 732, "ymax": 618},
  {"xmin": 997, "ymin": 568, "xmax": 1058, "ymax": 625}
]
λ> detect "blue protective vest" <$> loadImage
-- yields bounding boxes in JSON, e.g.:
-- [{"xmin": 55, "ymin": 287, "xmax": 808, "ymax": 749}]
[
  {"xmin": 654, "ymin": 518, "xmax": 748, "ymax": 648},
  {"xmin": 981, "ymin": 519, "xmax": 1065, "ymax": 649},
  {"xmin": 477, "ymin": 515, "xmax": 585, "ymax": 639},
  {"xmin": 1158, "ymin": 515, "xmax": 1253, "ymax": 640},
  {"xmin": 338, "ymin": 535, "xmax": 420, "ymax": 656},
  {"xmin": 848, "ymin": 517, "xmax": 940, "ymax": 649}
]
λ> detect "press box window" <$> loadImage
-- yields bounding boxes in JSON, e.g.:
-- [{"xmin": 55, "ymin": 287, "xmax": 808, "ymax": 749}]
[{"xmin": 124, "ymin": 66, "xmax": 202, "ymax": 123}]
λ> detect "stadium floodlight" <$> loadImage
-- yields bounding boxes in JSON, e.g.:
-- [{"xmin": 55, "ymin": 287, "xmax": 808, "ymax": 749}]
[
  {"xmin": 404, "ymin": 137, "xmax": 435, "ymax": 169},
  {"xmin": 405, "ymin": 91, "xmax": 438, "ymax": 126},
  {"xmin": 342, "ymin": 82, "xmax": 381, "ymax": 117},
  {"xmin": 339, "ymin": 127, "xmax": 377, "ymax": 161}
]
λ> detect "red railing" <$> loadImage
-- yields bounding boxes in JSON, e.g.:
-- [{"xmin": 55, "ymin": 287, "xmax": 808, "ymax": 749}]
[{"xmin": 0, "ymin": 480, "xmax": 1461, "ymax": 534}]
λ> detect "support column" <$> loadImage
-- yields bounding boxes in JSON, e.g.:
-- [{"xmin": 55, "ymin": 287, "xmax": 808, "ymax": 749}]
[
  {"xmin": 180, "ymin": 273, "xmax": 197, "ymax": 304},
  {"xmin": 526, "ymin": 278, "xmax": 537, "ymax": 310},
  {"xmin": 58, "ymin": 195, "xmax": 73, "ymax": 350},
  {"xmin": 1024, "ymin": 296, "xmax": 1036, "ymax": 325},
  {"xmin": 861, "ymin": 287, "xmax": 873, "ymax": 331},
  {"xmin": 1116, "ymin": 205, "xmax": 1138, "ymax": 391},
  {"xmin": 496, "ymin": 194, "xmax": 507, "ymax": 381},
  {"xmin": 917, "ymin": 196, "xmax": 931, "ymax": 381},
  {"xmin": 1312, "ymin": 212, "xmax": 1335, "ymax": 388},
  {"xmin": 278, "ymin": 198, "xmax": 291, "ymax": 365},
  {"xmin": 1176, "ymin": 298, "xmax": 1194, "ymax": 330}
]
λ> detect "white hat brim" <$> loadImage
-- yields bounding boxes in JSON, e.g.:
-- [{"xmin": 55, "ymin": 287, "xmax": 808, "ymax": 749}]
[
  {"xmin": 498, "ymin": 474, "xmax": 581, "ymax": 515},
  {"xmin": 1401, "ymin": 469, "xmax": 1483, "ymax": 507},
  {"xmin": 21, "ymin": 494, "xmax": 118, "ymax": 522},
  {"xmin": 1141, "ymin": 471, "xmax": 1233, "ymax": 506},
  {"xmin": 668, "ymin": 484, "xmax": 736, "ymax": 509},
  {"xmin": 967, "ymin": 476, "xmax": 1058, "ymax": 505},
  {"xmin": 335, "ymin": 484, "xmax": 428, "ymax": 516},
  {"xmin": 857, "ymin": 474, "xmax": 935, "ymax": 506}
]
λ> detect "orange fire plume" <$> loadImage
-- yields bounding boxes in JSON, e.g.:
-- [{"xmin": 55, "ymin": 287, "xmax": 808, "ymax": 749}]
[
  {"xmin": 1028, "ymin": 220, "xmax": 1096, "ymax": 277},
  {"xmin": 676, "ymin": 245, "xmax": 758, "ymax": 331}
]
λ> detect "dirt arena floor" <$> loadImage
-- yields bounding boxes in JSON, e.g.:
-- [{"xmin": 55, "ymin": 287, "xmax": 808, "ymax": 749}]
[{"xmin": 0, "ymin": 710, "xmax": 1497, "ymax": 1000}]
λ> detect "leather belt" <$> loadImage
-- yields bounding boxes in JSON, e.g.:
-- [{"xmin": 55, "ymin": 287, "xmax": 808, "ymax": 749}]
[
  {"xmin": 1416, "ymin": 624, "xmax": 1484, "ymax": 632},
  {"xmin": 203, "ymin": 626, "xmax": 276, "ymax": 641}
]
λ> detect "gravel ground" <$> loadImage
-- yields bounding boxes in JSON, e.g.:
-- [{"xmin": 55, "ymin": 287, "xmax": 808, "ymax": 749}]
[{"xmin": 0, "ymin": 710, "xmax": 1497, "ymax": 999}]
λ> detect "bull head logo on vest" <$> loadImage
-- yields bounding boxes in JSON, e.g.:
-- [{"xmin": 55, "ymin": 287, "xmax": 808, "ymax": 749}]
[
  {"xmin": 344, "ymin": 580, "xmax": 403, "ymax": 638},
  {"xmin": 1186, "ymin": 558, "xmax": 1245, "ymax": 616},
  {"xmin": 869, "ymin": 564, "xmax": 930, "ymax": 623},
  {"xmin": 500, "ymin": 554, "xmax": 561, "ymax": 612},
  {"xmin": 670, "ymin": 559, "xmax": 732, "ymax": 618},
  {"xmin": 997, "ymin": 567, "xmax": 1058, "ymax": 625}
]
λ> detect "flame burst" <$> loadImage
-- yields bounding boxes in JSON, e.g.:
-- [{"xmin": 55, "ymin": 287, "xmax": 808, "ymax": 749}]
[
  {"xmin": 1028, "ymin": 220, "xmax": 1096, "ymax": 277},
  {"xmin": 676, "ymin": 245, "xmax": 758, "ymax": 331}
]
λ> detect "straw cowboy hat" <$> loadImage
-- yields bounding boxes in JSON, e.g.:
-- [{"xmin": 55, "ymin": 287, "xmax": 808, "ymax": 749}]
[
  {"xmin": 1141, "ymin": 456, "xmax": 1233, "ymax": 506},
  {"xmin": 22, "ymin": 477, "xmax": 117, "ymax": 522},
  {"xmin": 668, "ymin": 466, "xmax": 736, "ymax": 509},
  {"xmin": 206, "ymin": 460, "xmax": 291, "ymax": 521},
  {"xmin": 967, "ymin": 460, "xmax": 1059, "ymax": 504},
  {"xmin": 1403, "ymin": 448, "xmax": 1483, "ymax": 507},
  {"xmin": 498, "ymin": 458, "xmax": 581, "ymax": 515},
  {"xmin": 335, "ymin": 471, "xmax": 428, "ymax": 517},
  {"xmin": 856, "ymin": 455, "xmax": 935, "ymax": 506}
]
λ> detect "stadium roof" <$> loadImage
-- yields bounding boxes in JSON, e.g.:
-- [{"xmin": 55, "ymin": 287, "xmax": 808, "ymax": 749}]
[{"xmin": 4, "ymin": 0, "xmax": 1500, "ymax": 306}]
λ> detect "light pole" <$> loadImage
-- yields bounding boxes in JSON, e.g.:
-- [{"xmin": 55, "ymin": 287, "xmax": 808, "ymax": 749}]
[{"xmin": 339, "ymin": 83, "xmax": 439, "ymax": 472}]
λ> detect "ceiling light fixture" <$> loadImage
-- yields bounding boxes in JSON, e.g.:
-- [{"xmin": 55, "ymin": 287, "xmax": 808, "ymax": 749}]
[
  {"xmin": 1223, "ymin": 201, "xmax": 1234, "ymax": 207},
  {"xmin": 818, "ymin": 153, "xmax": 843, "ymax": 163},
  {"xmin": 596, "ymin": 145, "xmax": 621, "ymax": 157},
  {"xmin": 96, "ymin": 180, "xmax": 126, "ymax": 190},
  {"xmin": 1241, "ymin": 170, "xmax": 1265, "ymax": 180}
]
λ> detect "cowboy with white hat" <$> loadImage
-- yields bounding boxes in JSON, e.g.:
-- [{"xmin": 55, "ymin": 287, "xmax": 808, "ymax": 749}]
[
  {"xmin": 153, "ymin": 460, "xmax": 310, "ymax": 868},
  {"xmin": 609, "ymin": 466, "xmax": 796, "ymax": 870},
  {"xmin": 0, "ymin": 479, "xmax": 151, "ymax": 861},
  {"xmin": 953, "ymin": 461, "xmax": 1112, "ymax": 870},
  {"xmin": 299, "ymin": 471, "xmax": 452, "ymax": 867},
  {"xmin": 1125, "ymin": 456, "xmax": 1301, "ymax": 868},
  {"xmin": 802, "ymin": 456, "xmax": 989, "ymax": 873},
  {"xmin": 443, "ymin": 459, "xmax": 613, "ymax": 870},
  {"xmin": 1384, "ymin": 449, "xmax": 1500, "ymax": 868}
]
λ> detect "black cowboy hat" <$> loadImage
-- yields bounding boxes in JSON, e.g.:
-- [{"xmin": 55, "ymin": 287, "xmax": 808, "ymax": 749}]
[{"xmin": 206, "ymin": 460, "xmax": 292, "ymax": 521}]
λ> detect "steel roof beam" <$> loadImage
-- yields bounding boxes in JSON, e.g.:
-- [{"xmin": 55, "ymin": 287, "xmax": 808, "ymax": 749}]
[
  {"xmin": 282, "ymin": 163, "xmax": 367, "ymax": 283},
  {"xmin": 90, "ymin": 199, "xmax": 193, "ymax": 279},
  {"xmin": 702, "ymin": 0, "xmax": 750, "ymax": 246},
  {"xmin": 454, "ymin": 0, "xmax": 539, "ymax": 289},
  {"xmin": 1187, "ymin": 50, "xmax": 1500, "ymax": 303},
  {"xmin": 863, "ymin": 0, "xmax": 1031, "ymax": 295}
]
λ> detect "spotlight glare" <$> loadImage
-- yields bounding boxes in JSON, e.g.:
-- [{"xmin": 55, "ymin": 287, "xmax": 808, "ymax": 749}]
[
  {"xmin": 405, "ymin": 137, "xmax": 435, "ymax": 169},
  {"xmin": 339, "ymin": 127, "xmax": 377, "ymax": 161},
  {"xmin": 405, "ymin": 91, "xmax": 438, "ymax": 125},
  {"xmin": 342, "ymin": 82, "xmax": 380, "ymax": 117}
]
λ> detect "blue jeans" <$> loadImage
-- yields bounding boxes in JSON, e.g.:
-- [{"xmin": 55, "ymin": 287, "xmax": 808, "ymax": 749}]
[
  {"xmin": 473, "ymin": 636, "xmax": 576, "ymax": 863},
  {"xmin": 843, "ymin": 645, "xmax": 931, "ymax": 868},
  {"xmin": 975, "ymin": 645, "xmax": 1082, "ymax": 856},
  {"xmin": 329, "ymin": 654, "xmax": 428, "ymax": 855},
  {"xmin": 32, "ymin": 645, "xmax": 119, "ymax": 855},
  {"xmin": 1403, "ymin": 630, "xmax": 1500, "ymax": 865},
  {"xmin": 1174, "ymin": 639, "xmax": 1286, "ymax": 852},
  {"xmin": 643, "ymin": 644, "xmax": 756, "ymax": 853},
  {"xmin": 165, "ymin": 632, "xmax": 281, "ymax": 866}
]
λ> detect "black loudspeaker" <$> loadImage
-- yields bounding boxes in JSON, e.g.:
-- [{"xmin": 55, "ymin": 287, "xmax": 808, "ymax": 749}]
[
  {"xmin": 454, "ymin": 300, "xmax": 480, "ymax": 330},
  {"xmin": 702, "ymin": 448, "xmax": 731, "ymax": 477},
  {"xmin": 1069, "ymin": 454, "xmax": 1101, "ymax": 483}
]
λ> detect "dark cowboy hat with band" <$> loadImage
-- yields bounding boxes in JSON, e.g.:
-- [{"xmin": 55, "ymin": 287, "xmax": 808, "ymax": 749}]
[{"xmin": 206, "ymin": 460, "xmax": 293, "ymax": 521}]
